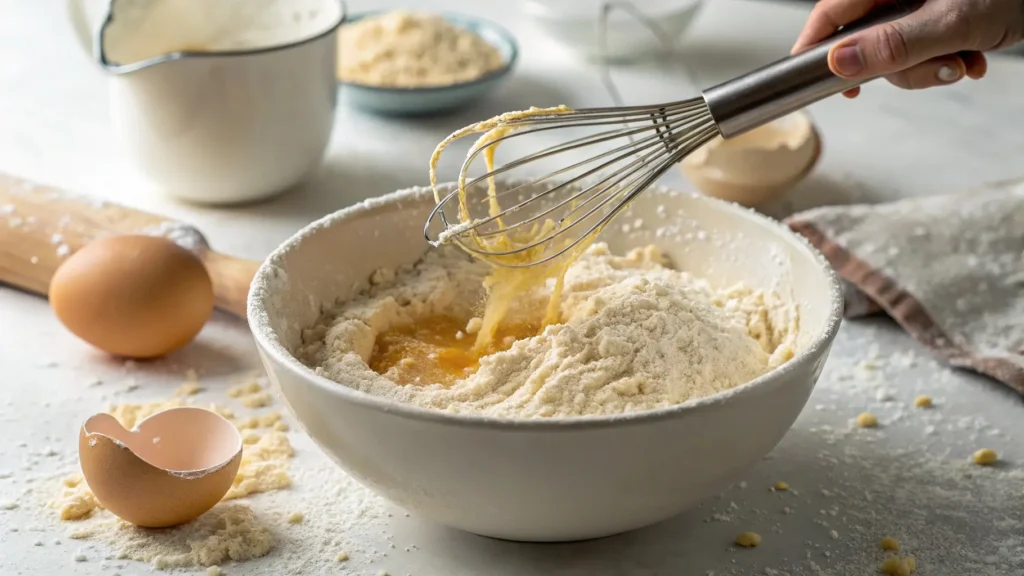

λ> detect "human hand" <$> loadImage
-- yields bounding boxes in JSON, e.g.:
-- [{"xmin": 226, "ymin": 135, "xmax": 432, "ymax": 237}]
[{"xmin": 792, "ymin": 0, "xmax": 1024, "ymax": 97}]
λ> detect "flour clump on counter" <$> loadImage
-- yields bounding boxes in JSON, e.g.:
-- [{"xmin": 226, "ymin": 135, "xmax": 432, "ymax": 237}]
[
  {"xmin": 298, "ymin": 243, "xmax": 798, "ymax": 418},
  {"xmin": 111, "ymin": 504, "xmax": 272, "ymax": 569}
]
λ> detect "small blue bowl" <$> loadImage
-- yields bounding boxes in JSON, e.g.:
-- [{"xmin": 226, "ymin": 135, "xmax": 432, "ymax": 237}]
[{"xmin": 338, "ymin": 12, "xmax": 518, "ymax": 116}]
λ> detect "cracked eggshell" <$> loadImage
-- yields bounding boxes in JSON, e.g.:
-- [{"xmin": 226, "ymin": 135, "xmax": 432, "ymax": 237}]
[
  {"xmin": 78, "ymin": 407, "xmax": 242, "ymax": 528},
  {"xmin": 681, "ymin": 110, "xmax": 821, "ymax": 207}
]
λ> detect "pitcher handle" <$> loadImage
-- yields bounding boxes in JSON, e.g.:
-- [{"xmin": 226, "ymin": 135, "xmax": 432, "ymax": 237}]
[{"xmin": 66, "ymin": 0, "xmax": 97, "ymax": 61}]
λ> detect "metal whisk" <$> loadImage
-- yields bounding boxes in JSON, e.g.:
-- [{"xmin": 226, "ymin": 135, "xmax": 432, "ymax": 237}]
[{"xmin": 425, "ymin": 2, "xmax": 918, "ymax": 268}]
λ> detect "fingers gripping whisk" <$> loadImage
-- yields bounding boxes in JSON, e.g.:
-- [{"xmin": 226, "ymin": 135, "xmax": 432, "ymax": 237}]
[{"xmin": 425, "ymin": 100, "xmax": 719, "ymax": 269}]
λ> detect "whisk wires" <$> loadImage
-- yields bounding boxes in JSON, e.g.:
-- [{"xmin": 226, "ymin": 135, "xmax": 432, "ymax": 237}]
[{"xmin": 425, "ymin": 100, "xmax": 719, "ymax": 268}]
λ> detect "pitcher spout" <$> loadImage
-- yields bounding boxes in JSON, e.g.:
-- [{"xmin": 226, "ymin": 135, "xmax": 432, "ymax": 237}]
[{"xmin": 94, "ymin": 0, "xmax": 345, "ymax": 74}]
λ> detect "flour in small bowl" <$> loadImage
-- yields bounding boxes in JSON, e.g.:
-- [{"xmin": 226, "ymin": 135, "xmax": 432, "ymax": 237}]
[{"xmin": 297, "ymin": 243, "xmax": 798, "ymax": 418}]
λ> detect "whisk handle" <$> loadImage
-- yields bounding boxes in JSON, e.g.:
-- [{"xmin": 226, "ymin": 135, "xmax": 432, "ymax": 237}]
[{"xmin": 702, "ymin": 0, "xmax": 924, "ymax": 138}]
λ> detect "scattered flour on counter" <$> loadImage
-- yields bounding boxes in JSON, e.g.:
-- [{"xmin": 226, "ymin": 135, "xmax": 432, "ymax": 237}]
[
  {"xmin": 53, "ymin": 474, "xmax": 98, "ymax": 521},
  {"xmin": 298, "ymin": 243, "xmax": 799, "ymax": 418},
  {"xmin": 174, "ymin": 381, "xmax": 203, "ymax": 397},
  {"xmin": 227, "ymin": 377, "xmax": 264, "ymax": 398},
  {"xmin": 698, "ymin": 334, "xmax": 1024, "ymax": 576},
  {"xmin": 79, "ymin": 504, "xmax": 273, "ymax": 570},
  {"xmin": 223, "ymin": 431, "xmax": 293, "ymax": 500}
]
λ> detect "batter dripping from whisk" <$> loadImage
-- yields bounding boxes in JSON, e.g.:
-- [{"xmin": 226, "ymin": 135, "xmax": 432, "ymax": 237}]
[{"xmin": 427, "ymin": 105, "xmax": 606, "ymax": 352}]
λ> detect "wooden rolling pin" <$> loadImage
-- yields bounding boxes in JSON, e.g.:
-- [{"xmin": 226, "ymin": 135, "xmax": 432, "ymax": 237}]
[{"xmin": 0, "ymin": 173, "xmax": 259, "ymax": 318}]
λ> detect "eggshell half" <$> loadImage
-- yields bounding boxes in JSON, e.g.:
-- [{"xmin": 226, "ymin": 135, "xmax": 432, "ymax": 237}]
[
  {"xmin": 681, "ymin": 110, "xmax": 821, "ymax": 207},
  {"xmin": 79, "ymin": 407, "xmax": 242, "ymax": 528}
]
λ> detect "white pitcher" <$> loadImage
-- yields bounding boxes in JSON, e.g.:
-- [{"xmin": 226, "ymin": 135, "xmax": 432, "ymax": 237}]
[{"xmin": 68, "ymin": 0, "xmax": 345, "ymax": 204}]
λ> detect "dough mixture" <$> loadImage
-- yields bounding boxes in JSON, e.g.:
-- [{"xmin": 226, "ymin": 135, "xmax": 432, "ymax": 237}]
[
  {"xmin": 298, "ymin": 242, "xmax": 798, "ymax": 418},
  {"xmin": 338, "ymin": 11, "xmax": 505, "ymax": 87}
]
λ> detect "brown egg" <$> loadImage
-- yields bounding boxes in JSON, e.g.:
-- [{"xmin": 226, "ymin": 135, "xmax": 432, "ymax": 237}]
[
  {"xmin": 79, "ymin": 407, "xmax": 242, "ymax": 528},
  {"xmin": 49, "ymin": 235, "xmax": 214, "ymax": 358}
]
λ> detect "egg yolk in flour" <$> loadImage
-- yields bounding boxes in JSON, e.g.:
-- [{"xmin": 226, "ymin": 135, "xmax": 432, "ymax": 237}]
[
  {"xmin": 369, "ymin": 315, "xmax": 538, "ymax": 386},
  {"xmin": 373, "ymin": 105, "xmax": 585, "ymax": 387}
]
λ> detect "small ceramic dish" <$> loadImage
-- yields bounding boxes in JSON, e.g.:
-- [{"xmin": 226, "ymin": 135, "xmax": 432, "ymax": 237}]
[
  {"xmin": 681, "ymin": 110, "xmax": 822, "ymax": 207},
  {"xmin": 338, "ymin": 12, "xmax": 518, "ymax": 116},
  {"xmin": 248, "ymin": 182, "xmax": 844, "ymax": 542}
]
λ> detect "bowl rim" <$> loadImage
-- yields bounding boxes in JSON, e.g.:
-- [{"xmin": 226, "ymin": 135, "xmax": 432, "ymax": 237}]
[
  {"xmin": 248, "ymin": 183, "xmax": 844, "ymax": 431},
  {"xmin": 337, "ymin": 10, "xmax": 518, "ymax": 93}
]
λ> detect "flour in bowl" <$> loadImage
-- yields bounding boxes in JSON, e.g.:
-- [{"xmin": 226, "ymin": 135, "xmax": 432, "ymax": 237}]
[
  {"xmin": 297, "ymin": 243, "xmax": 798, "ymax": 418},
  {"xmin": 338, "ymin": 12, "xmax": 505, "ymax": 87}
]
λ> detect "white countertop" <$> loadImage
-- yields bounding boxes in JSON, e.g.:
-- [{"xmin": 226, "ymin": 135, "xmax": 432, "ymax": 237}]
[{"xmin": 1, "ymin": 0, "xmax": 1023, "ymax": 574}]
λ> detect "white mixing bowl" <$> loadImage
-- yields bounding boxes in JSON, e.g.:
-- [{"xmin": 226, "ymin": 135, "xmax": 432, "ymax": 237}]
[{"xmin": 247, "ymin": 183, "xmax": 843, "ymax": 542}]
